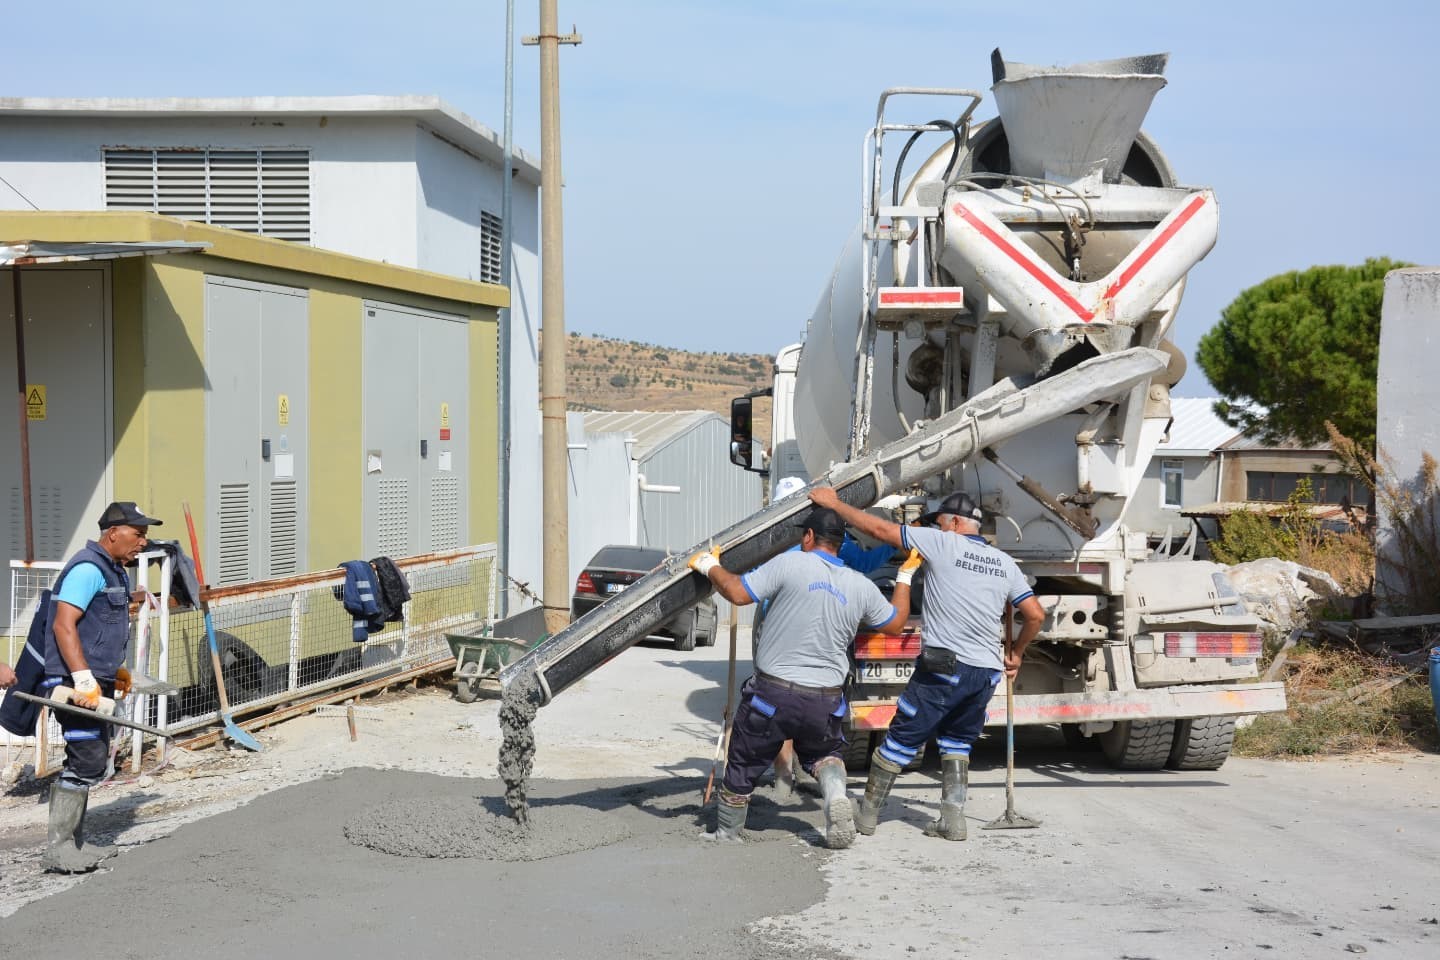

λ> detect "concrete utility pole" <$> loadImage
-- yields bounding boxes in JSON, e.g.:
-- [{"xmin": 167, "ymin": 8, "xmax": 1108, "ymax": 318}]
[{"xmin": 523, "ymin": 4, "xmax": 582, "ymax": 635}]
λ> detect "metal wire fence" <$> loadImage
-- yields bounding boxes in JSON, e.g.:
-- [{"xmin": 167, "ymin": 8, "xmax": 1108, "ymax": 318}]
[{"xmin": 3, "ymin": 545, "xmax": 501, "ymax": 772}]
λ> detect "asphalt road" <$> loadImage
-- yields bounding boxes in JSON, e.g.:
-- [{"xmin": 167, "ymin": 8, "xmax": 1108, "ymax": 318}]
[{"xmin": 2, "ymin": 629, "xmax": 1437, "ymax": 959}]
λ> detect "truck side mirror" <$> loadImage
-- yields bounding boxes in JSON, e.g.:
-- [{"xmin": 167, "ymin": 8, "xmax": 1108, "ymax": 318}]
[{"xmin": 729, "ymin": 396, "xmax": 755, "ymax": 470}]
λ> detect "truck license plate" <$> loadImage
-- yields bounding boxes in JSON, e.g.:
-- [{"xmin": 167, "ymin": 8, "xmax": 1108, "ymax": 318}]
[{"xmin": 854, "ymin": 660, "xmax": 914, "ymax": 683}]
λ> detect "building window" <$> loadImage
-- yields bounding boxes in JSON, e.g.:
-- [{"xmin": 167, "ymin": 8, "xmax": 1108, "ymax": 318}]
[
  {"xmin": 1160, "ymin": 459, "xmax": 1184, "ymax": 509},
  {"xmin": 1246, "ymin": 470, "xmax": 1363, "ymax": 505},
  {"xmin": 103, "ymin": 148, "xmax": 311, "ymax": 242},
  {"xmin": 480, "ymin": 210, "xmax": 503, "ymax": 284}
]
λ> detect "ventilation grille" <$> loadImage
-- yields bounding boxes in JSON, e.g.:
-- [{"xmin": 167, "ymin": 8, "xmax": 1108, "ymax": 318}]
[
  {"xmin": 430, "ymin": 476, "xmax": 461, "ymax": 551},
  {"xmin": 104, "ymin": 148, "xmax": 311, "ymax": 242},
  {"xmin": 268, "ymin": 480, "xmax": 299, "ymax": 577},
  {"xmin": 8, "ymin": 485, "xmax": 66, "ymax": 561},
  {"xmin": 480, "ymin": 209, "xmax": 503, "ymax": 284},
  {"xmin": 376, "ymin": 479, "xmax": 410, "ymax": 558},
  {"xmin": 217, "ymin": 483, "xmax": 252, "ymax": 585}
]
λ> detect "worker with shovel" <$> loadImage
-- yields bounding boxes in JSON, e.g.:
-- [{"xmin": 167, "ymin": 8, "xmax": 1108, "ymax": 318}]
[
  {"xmin": 39, "ymin": 501, "xmax": 161, "ymax": 873},
  {"xmin": 690, "ymin": 506, "xmax": 909, "ymax": 848},
  {"xmin": 810, "ymin": 488, "xmax": 1044, "ymax": 840}
]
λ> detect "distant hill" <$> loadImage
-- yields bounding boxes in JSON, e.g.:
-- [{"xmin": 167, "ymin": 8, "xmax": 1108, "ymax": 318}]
[{"xmin": 564, "ymin": 334, "xmax": 775, "ymax": 447}]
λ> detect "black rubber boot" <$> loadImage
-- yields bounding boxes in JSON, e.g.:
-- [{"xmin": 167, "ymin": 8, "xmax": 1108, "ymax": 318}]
[
  {"xmin": 924, "ymin": 755, "xmax": 969, "ymax": 841},
  {"xmin": 41, "ymin": 784, "xmax": 103, "ymax": 874},
  {"xmin": 701, "ymin": 791, "xmax": 749, "ymax": 843},
  {"xmin": 77, "ymin": 788, "xmax": 118, "ymax": 862},
  {"xmin": 814, "ymin": 759, "xmax": 855, "ymax": 849},
  {"xmin": 854, "ymin": 751, "xmax": 902, "ymax": 836}
]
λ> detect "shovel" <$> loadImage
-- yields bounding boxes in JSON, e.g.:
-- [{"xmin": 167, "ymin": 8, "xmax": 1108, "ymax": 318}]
[
  {"xmin": 182, "ymin": 502, "xmax": 263, "ymax": 752},
  {"xmin": 984, "ymin": 604, "xmax": 1040, "ymax": 831},
  {"xmin": 702, "ymin": 605, "xmax": 739, "ymax": 806}
]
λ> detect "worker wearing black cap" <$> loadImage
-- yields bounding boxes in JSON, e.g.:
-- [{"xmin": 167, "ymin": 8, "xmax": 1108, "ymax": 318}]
[
  {"xmin": 809, "ymin": 486, "xmax": 1045, "ymax": 840},
  {"xmin": 40, "ymin": 500, "xmax": 162, "ymax": 873},
  {"xmin": 689, "ymin": 506, "xmax": 909, "ymax": 848}
]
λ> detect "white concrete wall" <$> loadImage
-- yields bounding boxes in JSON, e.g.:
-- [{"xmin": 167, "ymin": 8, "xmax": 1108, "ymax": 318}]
[
  {"xmin": 1127, "ymin": 454, "xmax": 1220, "ymax": 539},
  {"xmin": 564, "ymin": 412, "xmax": 635, "ymax": 592},
  {"xmin": 1376, "ymin": 267, "xmax": 1440, "ymax": 607}
]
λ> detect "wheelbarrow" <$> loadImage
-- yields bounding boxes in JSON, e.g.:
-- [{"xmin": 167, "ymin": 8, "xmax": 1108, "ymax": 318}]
[{"xmin": 445, "ymin": 606, "xmax": 549, "ymax": 703}]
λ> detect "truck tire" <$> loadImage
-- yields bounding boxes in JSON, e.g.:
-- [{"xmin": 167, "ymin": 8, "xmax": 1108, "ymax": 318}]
[
  {"xmin": 842, "ymin": 731, "xmax": 876, "ymax": 772},
  {"xmin": 1099, "ymin": 719, "xmax": 1176, "ymax": 770},
  {"xmin": 1166, "ymin": 716, "xmax": 1236, "ymax": 770}
]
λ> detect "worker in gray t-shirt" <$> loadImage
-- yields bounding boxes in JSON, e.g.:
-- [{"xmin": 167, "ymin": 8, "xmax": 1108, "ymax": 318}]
[
  {"xmin": 689, "ymin": 506, "xmax": 908, "ymax": 849},
  {"xmin": 811, "ymin": 486, "xmax": 1045, "ymax": 841}
]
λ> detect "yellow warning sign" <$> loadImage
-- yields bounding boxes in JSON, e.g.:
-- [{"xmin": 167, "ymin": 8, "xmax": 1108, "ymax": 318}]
[
  {"xmin": 25, "ymin": 384, "xmax": 45, "ymax": 421},
  {"xmin": 440, "ymin": 402, "xmax": 450, "ymax": 429},
  {"xmin": 278, "ymin": 394, "xmax": 290, "ymax": 426}
]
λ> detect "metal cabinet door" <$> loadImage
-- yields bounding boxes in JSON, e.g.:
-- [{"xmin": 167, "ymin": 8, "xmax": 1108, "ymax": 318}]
[
  {"xmin": 418, "ymin": 314, "xmax": 469, "ymax": 552},
  {"xmin": 362, "ymin": 304, "xmax": 421, "ymax": 559},
  {"xmin": 205, "ymin": 277, "xmax": 309, "ymax": 584}
]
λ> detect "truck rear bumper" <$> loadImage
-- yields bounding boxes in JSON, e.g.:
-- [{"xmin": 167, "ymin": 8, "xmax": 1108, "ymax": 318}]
[{"xmin": 848, "ymin": 681, "xmax": 1287, "ymax": 730}]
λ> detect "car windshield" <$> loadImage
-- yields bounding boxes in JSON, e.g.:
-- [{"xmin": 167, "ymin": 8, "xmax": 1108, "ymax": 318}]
[{"xmin": 588, "ymin": 545, "xmax": 668, "ymax": 571}]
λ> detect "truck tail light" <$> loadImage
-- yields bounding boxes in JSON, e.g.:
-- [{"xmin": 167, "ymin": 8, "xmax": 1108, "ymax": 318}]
[
  {"xmin": 575, "ymin": 572, "xmax": 597, "ymax": 594},
  {"xmin": 1162, "ymin": 632, "xmax": 1263, "ymax": 657},
  {"xmin": 853, "ymin": 631, "xmax": 922, "ymax": 660}
]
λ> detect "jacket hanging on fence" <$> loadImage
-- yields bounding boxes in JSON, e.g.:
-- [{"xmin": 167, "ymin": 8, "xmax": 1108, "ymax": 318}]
[
  {"xmin": 338, "ymin": 561, "xmax": 384, "ymax": 643},
  {"xmin": 369, "ymin": 557, "xmax": 411, "ymax": 623},
  {"xmin": 147, "ymin": 539, "xmax": 203, "ymax": 610},
  {"xmin": 0, "ymin": 589, "xmax": 54, "ymax": 735}
]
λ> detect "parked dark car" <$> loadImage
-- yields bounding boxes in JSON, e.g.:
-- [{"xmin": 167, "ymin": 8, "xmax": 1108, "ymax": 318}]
[{"xmin": 571, "ymin": 544, "xmax": 718, "ymax": 651}]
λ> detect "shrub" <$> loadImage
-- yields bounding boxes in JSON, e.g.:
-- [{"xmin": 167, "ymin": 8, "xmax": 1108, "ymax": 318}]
[{"xmin": 609, "ymin": 374, "xmax": 628, "ymax": 388}]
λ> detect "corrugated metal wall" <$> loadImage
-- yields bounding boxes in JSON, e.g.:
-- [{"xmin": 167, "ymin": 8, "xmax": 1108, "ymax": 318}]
[
  {"xmin": 564, "ymin": 412, "xmax": 635, "ymax": 591},
  {"xmin": 634, "ymin": 415, "xmax": 762, "ymax": 626}
]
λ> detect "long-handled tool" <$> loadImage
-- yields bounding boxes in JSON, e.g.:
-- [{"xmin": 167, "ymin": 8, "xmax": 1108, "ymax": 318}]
[
  {"xmin": 10, "ymin": 687, "xmax": 171, "ymax": 739},
  {"xmin": 182, "ymin": 502, "xmax": 263, "ymax": 752},
  {"xmin": 702, "ymin": 605, "xmax": 740, "ymax": 806},
  {"xmin": 984, "ymin": 603, "xmax": 1040, "ymax": 830}
]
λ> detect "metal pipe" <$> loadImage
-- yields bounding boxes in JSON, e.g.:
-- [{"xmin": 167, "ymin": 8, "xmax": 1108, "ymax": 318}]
[
  {"xmin": 10, "ymin": 266, "xmax": 34, "ymax": 562},
  {"xmin": 497, "ymin": 0, "xmax": 515, "ymax": 617}
]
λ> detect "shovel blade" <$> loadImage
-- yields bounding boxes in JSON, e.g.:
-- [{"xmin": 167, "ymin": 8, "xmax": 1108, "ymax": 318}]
[{"xmin": 223, "ymin": 718, "xmax": 263, "ymax": 752}]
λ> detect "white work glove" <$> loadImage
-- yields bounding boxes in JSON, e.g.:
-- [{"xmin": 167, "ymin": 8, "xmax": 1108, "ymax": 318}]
[
  {"xmin": 688, "ymin": 546, "xmax": 723, "ymax": 578},
  {"xmin": 71, "ymin": 669, "xmax": 102, "ymax": 709},
  {"xmin": 894, "ymin": 549, "xmax": 923, "ymax": 586}
]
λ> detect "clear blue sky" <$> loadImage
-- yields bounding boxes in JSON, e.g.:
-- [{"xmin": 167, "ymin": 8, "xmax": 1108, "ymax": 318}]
[{"xmin": 8, "ymin": 1, "xmax": 1437, "ymax": 395}]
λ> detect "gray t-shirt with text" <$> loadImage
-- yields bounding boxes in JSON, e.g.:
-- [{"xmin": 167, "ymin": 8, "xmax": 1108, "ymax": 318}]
[
  {"xmin": 742, "ymin": 550, "xmax": 897, "ymax": 688},
  {"xmin": 901, "ymin": 526, "xmax": 1034, "ymax": 672}
]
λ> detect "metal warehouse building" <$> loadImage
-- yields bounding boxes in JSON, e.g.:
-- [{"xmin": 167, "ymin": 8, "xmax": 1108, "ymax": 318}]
[
  {"xmin": 2, "ymin": 210, "xmax": 505, "ymax": 622},
  {"xmin": 566, "ymin": 410, "xmax": 763, "ymax": 624}
]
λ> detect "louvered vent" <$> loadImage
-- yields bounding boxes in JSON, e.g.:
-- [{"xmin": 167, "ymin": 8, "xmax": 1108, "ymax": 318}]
[
  {"xmin": 430, "ymin": 476, "xmax": 461, "ymax": 550},
  {"xmin": 33, "ymin": 485, "xmax": 65, "ymax": 561},
  {"xmin": 480, "ymin": 210, "xmax": 503, "ymax": 284},
  {"xmin": 268, "ymin": 480, "xmax": 298, "ymax": 576},
  {"xmin": 217, "ymin": 483, "xmax": 252, "ymax": 585},
  {"xmin": 104, "ymin": 148, "xmax": 311, "ymax": 242},
  {"xmin": 376, "ymin": 479, "xmax": 410, "ymax": 558}
]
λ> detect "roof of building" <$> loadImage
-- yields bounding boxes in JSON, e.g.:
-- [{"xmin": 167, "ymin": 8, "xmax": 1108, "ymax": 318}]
[
  {"xmin": 0, "ymin": 95, "xmax": 541, "ymax": 184},
  {"xmin": 0, "ymin": 211, "xmax": 507, "ymax": 308},
  {"xmin": 1182, "ymin": 500, "xmax": 1366, "ymax": 525},
  {"xmin": 1218, "ymin": 432, "xmax": 1334, "ymax": 452},
  {"xmin": 584, "ymin": 410, "xmax": 720, "ymax": 460},
  {"xmin": 1157, "ymin": 397, "xmax": 1240, "ymax": 455}
]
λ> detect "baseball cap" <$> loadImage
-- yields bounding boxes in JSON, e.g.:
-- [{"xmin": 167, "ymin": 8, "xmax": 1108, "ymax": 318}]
[
  {"xmin": 794, "ymin": 506, "xmax": 847, "ymax": 542},
  {"xmin": 774, "ymin": 476, "xmax": 805, "ymax": 499},
  {"xmin": 98, "ymin": 501, "xmax": 164, "ymax": 530},
  {"xmin": 918, "ymin": 491, "xmax": 982, "ymax": 527}
]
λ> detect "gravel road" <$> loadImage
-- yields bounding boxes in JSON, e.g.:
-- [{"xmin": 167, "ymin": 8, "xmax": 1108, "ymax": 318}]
[{"xmin": 1, "ymin": 629, "xmax": 1436, "ymax": 959}]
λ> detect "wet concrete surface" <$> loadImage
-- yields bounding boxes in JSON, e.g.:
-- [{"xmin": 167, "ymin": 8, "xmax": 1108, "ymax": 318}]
[{"xmin": 1, "ymin": 766, "xmax": 835, "ymax": 958}]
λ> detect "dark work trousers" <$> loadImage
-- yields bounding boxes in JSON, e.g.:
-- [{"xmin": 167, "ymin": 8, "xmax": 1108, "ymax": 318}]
[
  {"xmin": 721, "ymin": 674, "xmax": 846, "ymax": 798},
  {"xmin": 45, "ymin": 676, "xmax": 116, "ymax": 789},
  {"xmin": 878, "ymin": 661, "xmax": 1002, "ymax": 768}
]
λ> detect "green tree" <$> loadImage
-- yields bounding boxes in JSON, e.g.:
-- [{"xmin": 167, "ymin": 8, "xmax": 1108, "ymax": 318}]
[{"xmin": 1197, "ymin": 258, "xmax": 1406, "ymax": 453}]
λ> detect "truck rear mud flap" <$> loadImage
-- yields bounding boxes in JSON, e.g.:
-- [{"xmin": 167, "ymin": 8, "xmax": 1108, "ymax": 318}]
[{"xmin": 848, "ymin": 681, "xmax": 1287, "ymax": 730}]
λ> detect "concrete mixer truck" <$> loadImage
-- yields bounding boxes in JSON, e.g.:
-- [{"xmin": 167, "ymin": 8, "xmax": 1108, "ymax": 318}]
[
  {"xmin": 727, "ymin": 50, "xmax": 1287, "ymax": 770},
  {"xmin": 503, "ymin": 49, "xmax": 1284, "ymax": 773}
]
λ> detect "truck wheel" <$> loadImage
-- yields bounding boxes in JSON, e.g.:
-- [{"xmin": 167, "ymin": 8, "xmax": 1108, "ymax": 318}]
[
  {"xmin": 1099, "ymin": 719, "xmax": 1176, "ymax": 770},
  {"xmin": 1166, "ymin": 716, "xmax": 1236, "ymax": 770},
  {"xmin": 842, "ymin": 732, "xmax": 875, "ymax": 772},
  {"xmin": 674, "ymin": 616, "xmax": 697, "ymax": 652}
]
